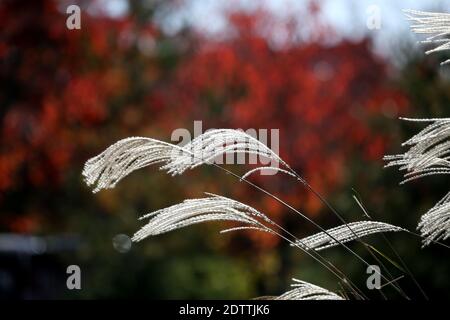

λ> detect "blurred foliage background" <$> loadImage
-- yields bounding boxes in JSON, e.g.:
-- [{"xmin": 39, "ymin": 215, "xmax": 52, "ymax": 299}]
[{"xmin": 0, "ymin": 0, "xmax": 449, "ymax": 299}]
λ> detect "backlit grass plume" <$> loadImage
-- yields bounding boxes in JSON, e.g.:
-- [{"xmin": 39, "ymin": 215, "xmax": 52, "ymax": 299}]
[
  {"xmin": 404, "ymin": 9, "xmax": 450, "ymax": 65},
  {"xmin": 83, "ymin": 137, "xmax": 178, "ymax": 193},
  {"xmin": 276, "ymin": 279, "xmax": 345, "ymax": 300},
  {"xmin": 132, "ymin": 193, "xmax": 276, "ymax": 242},
  {"xmin": 83, "ymin": 129, "xmax": 285, "ymax": 193},
  {"xmin": 418, "ymin": 191, "xmax": 450, "ymax": 247},
  {"xmin": 384, "ymin": 118, "xmax": 450, "ymax": 184},
  {"xmin": 162, "ymin": 129, "xmax": 287, "ymax": 175},
  {"xmin": 293, "ymin": 221, "xmax": 404, "ymax": 251}
]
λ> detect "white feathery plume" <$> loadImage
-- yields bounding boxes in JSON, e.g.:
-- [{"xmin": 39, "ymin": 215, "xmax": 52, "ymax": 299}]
[
  {"xmin": 83, "ymin": 129, "xmax": 286, "ymax": 193},
  {"xmin": 404, "ymin": 9, "xmax": 450, "ymax": 65},
  {"xmin": 291, "ymin": 221, "xmax": 404, "ymax": 251},
  {"xmin": 82, "ymin": 137, "xmax": 180, "ymax": 193},
  {"xmin": 161, "ymin": 129, "xmax": 287, "ymax": 176},
  {"xmin": 132, "ymin": 193, "xmax": 276, "ymax": 242},
  {"xmin": 418, "ymin": 191, "xmax": 450, "ymax": 247},
  {"xmin": 276, "ymin": 278, "xmax": 344, "ymax": 300},
  {"xmin": 384, "ymin": 118, "xmax": 450, "ymax": 184},
  {"xmin": 385, "ymin": 118, "xmax": 450, "ymax": 247}
]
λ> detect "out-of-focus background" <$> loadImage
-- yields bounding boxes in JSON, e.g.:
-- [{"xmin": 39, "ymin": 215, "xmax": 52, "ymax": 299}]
[{"xmin": 1, "ymin": 0, "xmax": 449, "ymax": 299}]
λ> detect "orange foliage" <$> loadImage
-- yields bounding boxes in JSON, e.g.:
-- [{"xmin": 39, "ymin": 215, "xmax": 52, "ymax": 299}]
[{"xmin": 0, "ymin": 1, "xmax": 408, "ymax": 239}]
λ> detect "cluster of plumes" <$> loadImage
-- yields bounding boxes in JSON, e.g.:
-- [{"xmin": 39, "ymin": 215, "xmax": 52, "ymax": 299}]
[
  {"xmin": 131, "ymin": 193, "xmax": 401, "ymax": 247},
  {"xmin": 384, "ymin": 118, "xmax": 450, "ymax": 184},
  {"xmin": 276, "ymin": 279, "xmax": 344, "ymax": 300},
  {"xmin": 83, "ymin": 129, "xmax": 284, "ymax": 193},
  {"xmin": 386, "ymin": 10, "xmax": 450, "ymax": 247},
  {"xmin": 384, "ymin": 118, "xmax": 450, "ymax": 246},
  {"xmin": 84, "ymin": 129, "xmax": 407, "ymax": 300},
  {"xmin": 404, "ymin": 9, "xmax": 450, "ymax": 65},
  {"xmin": 418, "ymin": 191, "xmax": 450, "ymax": 247},
  {"xmin": 132, "ymin": 193, "xmax": 276, "ymax": 242},
  {"xmin": 293, "ymin": 221, "xmax": 404, "ymax": 251}
]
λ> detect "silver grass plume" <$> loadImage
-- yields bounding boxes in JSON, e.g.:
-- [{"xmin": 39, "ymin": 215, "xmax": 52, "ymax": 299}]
[
  {"xmin": 418, "ymin": 191, "xmax": 450, "ymax": 247},
  {"xmin": 83, "ymin": 129, "xmax": 285, "ymax": 193},
  {"xmin": 404, "ymin": 9, "xmax": 450, "ymax": 65},
  {"xmin": 161, "ymin": 129, "xmax": 287, "ymax": 175},
  {"xmin": 83, "ymin": 137, "xmax": 180, "ymax": 193},
  {"xmin": 276, "ymin": 278, "xmax": 344, "ymax": 300},
  {"xmin": 132, "ymin": 193, "xmax": 276, "ymax": 242},
  {"xmin": 384, "ymin": 118, "xmax": 450, "ymax": 184},
  {"xmin": 292, "ymin": 221, "xmax": 404, "ymax": 251},
  {"xmin": 384, "ymin": 120, "xmax": 450, "ymax": 247}
]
